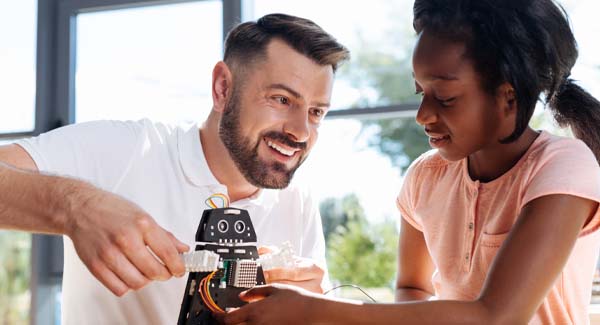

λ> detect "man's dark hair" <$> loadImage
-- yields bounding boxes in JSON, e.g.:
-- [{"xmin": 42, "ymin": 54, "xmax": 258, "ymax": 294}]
[
  {"xmin": 413, "ymin": 0, "xmax": 600, "ymax": 162},
  {"xmin": 223, "ymin": 13, "xmax": 350, "ymax": 74}
]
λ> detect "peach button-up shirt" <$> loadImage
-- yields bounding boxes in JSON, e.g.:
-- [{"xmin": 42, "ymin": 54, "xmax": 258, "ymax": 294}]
[{"xmin": 398, "ymin": 131, "xmax": 600, "ymax": 324}]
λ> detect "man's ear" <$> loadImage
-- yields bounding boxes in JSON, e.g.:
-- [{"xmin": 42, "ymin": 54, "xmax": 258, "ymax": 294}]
[
  {"xmin": 212, "ymin": 61, "xmax": 234, "ymax": 113},
  {"xmin": 497, "ymin": 82, "xmax": 517, "ymax": 116}
]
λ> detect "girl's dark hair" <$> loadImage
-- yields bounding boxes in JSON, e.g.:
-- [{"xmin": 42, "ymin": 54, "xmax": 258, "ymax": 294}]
[{"xmin": 413, "ymin": 0, "xmax": 600, "ymax": 162}]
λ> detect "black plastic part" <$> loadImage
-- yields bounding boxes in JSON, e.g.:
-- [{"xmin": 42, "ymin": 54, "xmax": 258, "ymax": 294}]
[
  {"xmin": 178, "ymin": 208, "xmax": 265, "ymax": 325},
  {"xmin": 195, "ymin": 208, "xmax": 257, "ymax": 243}
]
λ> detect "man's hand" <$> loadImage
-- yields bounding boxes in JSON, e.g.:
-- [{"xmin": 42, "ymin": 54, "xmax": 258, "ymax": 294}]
[
  {"xmin": 0, "ymin": 145, "xmax": 190, "ymax": 296},
  {"xmin": 64, "ymin": 185, "xmax": 189, "ymax": 296},
  {"xmin": 258, "ymin": 246, "xmax": 325, "ymax": 293}
]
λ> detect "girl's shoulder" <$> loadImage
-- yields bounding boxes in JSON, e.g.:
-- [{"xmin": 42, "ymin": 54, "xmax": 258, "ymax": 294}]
[{"xmin": 527, "ymin": 131, "xmax": 594, "ymax": 164}]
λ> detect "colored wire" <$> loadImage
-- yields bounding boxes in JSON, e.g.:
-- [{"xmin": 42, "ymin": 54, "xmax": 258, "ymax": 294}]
[
  {"xmin": 323, "ymin": 284, "xmax": 377, "ymax": 303},
  {"xmin": 199, "ymin": 271, "xmax": 224, "ymax": 313},
  {"xmin": 205, "ymin": 193, "xmax": 230, "ymax": 209}
]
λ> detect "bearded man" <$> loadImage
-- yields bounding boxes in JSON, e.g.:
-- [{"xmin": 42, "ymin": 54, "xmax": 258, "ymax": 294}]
[{"xmin": 0, "ymin": 13, "xmax": 349, "ymax": 325}]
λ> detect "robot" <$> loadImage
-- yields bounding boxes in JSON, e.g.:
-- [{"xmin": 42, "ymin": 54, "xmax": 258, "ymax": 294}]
[{"xmin": 177, "ymin": 207, "xmax": 265, "ymax": 325}]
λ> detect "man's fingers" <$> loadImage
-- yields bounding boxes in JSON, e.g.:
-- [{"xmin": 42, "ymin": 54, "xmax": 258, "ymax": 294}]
[
  {"xmin": 130, "ymin": 247, "xmax": 173, "ymax": 281},
  {"xmin": 257, "ymin": 245, "xmax": 275, "ymax": 255},
  {"xmin": 100, "ymin": 248, "xmax": 150, "ymax": 291},
  {"xmin": 88, "ymin": 259, "xmax": 129, "ymax": 296},
  {"xmin": 144, "ymin": 226, "xmax": 186, "ymax": 277},
  {"xmin": 167, "ymin": 231, "xmax": 190, "ymax": 253},
  {"xmin": 266, "ymin": 280, "xmax": 322, "ymax": 293},
  {"xmin": 263, "ymin": 263, "xmax": 323, "ymax": 282}
]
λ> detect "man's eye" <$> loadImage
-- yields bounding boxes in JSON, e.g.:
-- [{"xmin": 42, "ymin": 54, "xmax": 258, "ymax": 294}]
[
  {"xmin": 311, "ymin": 108, "xmax": 324, "ymax": 117},
  {"xmin": 274, "ymin": 96, "xmax": 289, "ymax": 105}
]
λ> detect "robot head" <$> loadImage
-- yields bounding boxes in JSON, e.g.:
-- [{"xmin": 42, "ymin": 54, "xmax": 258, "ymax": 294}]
[{"xmin": 195, "ymin": 208, "xmax": 257, "ymax": 243}]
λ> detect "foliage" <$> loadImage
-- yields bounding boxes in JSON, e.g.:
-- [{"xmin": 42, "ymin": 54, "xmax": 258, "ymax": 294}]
[
  {"xmin": 0, "ymin": 231, "xmax": 31, "ymax": 325},
  {"xmin": 320, "ymin": 193, "xmax": 365, "ymax": 242},
  {"xmin": 337, "ymin": 9, "xmax": 430, "ymax": 170},
  {"xmin": 320, "ymin": 194, "xmax": 398, "ymax": 288}
]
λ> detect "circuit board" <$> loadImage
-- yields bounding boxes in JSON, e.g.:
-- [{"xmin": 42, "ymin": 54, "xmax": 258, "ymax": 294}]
[{"xmin": 177, "ymin": 208, "xmax": 266, "ymax": 325}]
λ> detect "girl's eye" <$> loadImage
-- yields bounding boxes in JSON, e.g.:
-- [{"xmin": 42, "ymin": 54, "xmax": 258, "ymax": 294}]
[{"xmin": 437, "ymin": 97, "xmax": 456, "ymax": 107}]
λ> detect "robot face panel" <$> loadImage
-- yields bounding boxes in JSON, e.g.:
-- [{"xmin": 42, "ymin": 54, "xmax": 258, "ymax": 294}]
[{"xmin": 196, "ymin": 208, "xmax": 257, "ymax": 243}]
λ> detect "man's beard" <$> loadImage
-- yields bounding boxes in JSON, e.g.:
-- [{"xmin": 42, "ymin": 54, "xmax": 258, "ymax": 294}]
[{"xmin": 219, "ymin": 87, "xmax": 308, "ymax": 189}]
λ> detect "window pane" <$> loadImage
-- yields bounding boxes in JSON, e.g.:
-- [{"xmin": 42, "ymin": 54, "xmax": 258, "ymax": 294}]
[
  {"xmin": 0, "ymin": 0, "xmax": 37, "ymax": 133},
  {"xmin": 0, "ymin": 138, "xmax": 32, "ymax": 324},
  {"xmin": 248, "ymin": 0, "xmax": 419, "ymax": 111},
  {"xmin": 294, "ymin": 117, "xmax": 428, "ymax": 301},
  {"xmin": 0, "ymin": 231, "xmax": 32, "ymax": 324},
  {"xmin": 75, "ymin": 1, "xmax": 223, "ymax": 123}
]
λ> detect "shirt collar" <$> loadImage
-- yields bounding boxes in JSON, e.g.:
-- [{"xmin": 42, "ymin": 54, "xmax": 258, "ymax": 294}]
[
  {"xmin": 178, "ymin": 123, "xmax": 220, "ymax": 187},
  {"xmin": 177, "ymin": 123, "xmax": 279, "ymax": 210}
]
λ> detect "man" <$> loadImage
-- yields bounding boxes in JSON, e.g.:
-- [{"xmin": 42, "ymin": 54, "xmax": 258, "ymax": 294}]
[{"xmin": 0, "ymin": 13, "xmax": 349, "ymax": 324}]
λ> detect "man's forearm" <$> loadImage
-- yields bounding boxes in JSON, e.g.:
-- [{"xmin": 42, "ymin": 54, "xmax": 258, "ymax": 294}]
[{"xmin": 0, "ymin": 161, "xmax": 85, "ymax": 235}]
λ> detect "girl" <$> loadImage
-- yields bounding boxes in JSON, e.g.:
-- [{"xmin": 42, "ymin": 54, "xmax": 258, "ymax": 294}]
[{"xmin": 223, "ymin": 0, "xmax": 600, "ymax": 323}]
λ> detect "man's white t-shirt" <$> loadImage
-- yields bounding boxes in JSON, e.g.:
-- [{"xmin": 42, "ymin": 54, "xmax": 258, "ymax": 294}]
[{"xmin": 17, "ymin": 119, "xmax": 327, "ymax": 325}]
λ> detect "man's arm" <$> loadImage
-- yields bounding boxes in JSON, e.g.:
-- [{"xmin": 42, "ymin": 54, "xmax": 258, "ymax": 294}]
[{"xmin": 0, "ymin": 144, "xmax": 189, "ymax": 296}]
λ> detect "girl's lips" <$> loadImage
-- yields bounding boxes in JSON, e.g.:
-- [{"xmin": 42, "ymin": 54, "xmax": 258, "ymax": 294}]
[{"xmin": 429, "ymin": 135, "xmax": 451, "ymax": 148}]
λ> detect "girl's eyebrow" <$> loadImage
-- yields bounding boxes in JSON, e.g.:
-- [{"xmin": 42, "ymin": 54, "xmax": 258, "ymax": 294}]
[{"xmin": 412, "ymin": 71, "xmax": 459, "ymax": 81}]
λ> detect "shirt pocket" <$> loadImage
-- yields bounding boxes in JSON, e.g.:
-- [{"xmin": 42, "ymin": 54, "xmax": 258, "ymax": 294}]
[{"xmin": 478, "ymin": 232, "xmax": 510, "ymax": 273}]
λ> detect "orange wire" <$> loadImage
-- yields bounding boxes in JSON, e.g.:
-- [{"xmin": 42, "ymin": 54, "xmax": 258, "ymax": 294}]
[{"xmin": 199, "ymin": 272, "xmax": 224, "ymax": 313}]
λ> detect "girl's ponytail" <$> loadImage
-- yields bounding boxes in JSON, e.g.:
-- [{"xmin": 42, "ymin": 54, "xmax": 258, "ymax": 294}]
[{"xmin": 549, "ymin": 78, "xmax": 600, "ymax": 164}]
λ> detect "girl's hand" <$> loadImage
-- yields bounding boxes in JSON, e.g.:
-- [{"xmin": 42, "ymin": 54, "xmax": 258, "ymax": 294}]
[{"xmin": 222, "ymin": 284, "xmax": 317, "ymax": 325}]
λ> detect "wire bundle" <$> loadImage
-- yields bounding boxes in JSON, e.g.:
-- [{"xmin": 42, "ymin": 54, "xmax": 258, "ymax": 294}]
[
  {"xmin": 205, "ymin": 193, "xmax": 230, "ymax": 209},
  {"xmin": 199, "ymin": 271, "xmax": 225, "ymax": 314}
]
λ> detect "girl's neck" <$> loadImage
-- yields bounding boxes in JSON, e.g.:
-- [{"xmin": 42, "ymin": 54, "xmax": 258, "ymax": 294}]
[{"xmin": 467, "ymin": 128, "xmax": 540, "ymax": 183}]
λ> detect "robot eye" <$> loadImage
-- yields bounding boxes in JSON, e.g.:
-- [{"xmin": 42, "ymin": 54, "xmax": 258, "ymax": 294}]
[
  {"xmin": 234, "ymin": 220, "xmax": 246, "ymax": 234},
  {"xmin": 217, "ymin": 220, "xmax": 229, "ymax": 233}
]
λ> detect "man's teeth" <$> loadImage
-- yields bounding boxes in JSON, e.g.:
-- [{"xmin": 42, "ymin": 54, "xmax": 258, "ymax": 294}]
[{"xmin": 267, "ymin": 140, "xmax": 294, "ymax": 156}]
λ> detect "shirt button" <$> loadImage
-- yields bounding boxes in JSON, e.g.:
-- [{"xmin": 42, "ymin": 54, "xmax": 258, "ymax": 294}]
[
  {"xmin": 468, "ymin": 222, "xmax": 474, "ymax": 230},
  {"xmin": 465, "ymin": 253, "xmax": 469, "ymax": 261}
]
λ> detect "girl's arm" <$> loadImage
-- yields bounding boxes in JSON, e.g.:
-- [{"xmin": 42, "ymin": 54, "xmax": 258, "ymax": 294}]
[
  {"xmin": 395, "ymin": 217, "xmax": 436, "ymax": 302},
  {"xmin": 223, "ymin": 194, "xmax": 597, "ymax": 324}
]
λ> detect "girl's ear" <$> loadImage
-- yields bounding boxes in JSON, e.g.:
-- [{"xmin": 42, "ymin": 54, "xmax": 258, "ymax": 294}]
[{"xmin": 497, "ymin": 82, "xmax": 517, "ymax": 116}]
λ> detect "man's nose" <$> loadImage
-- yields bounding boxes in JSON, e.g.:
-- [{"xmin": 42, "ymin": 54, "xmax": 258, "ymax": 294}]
[{"xmin": 283, "ymin": 108, "xmax": 310, "ymax": 143}]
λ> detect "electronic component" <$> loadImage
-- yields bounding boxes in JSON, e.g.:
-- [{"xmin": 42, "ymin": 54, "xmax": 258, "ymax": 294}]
[
  {"xmin": 177, "ymin": 206, "xmax": 266, "ymax": 325},
  {"xmin": 228, "ymin": 260, "xmax": 259, "ymax": 288},
  {"xmin": 182, "ymin": 250, "xmax": 220, "ymax": 273},
  {"xmin": 257, "ymin": 241, "xmax": 296, "ymax": 271}
]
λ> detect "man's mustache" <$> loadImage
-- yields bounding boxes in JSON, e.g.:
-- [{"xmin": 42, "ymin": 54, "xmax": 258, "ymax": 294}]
[{"xmin": 263, "ymin": 131, "xmax": 307, "ymax": 150}]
